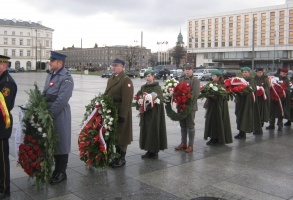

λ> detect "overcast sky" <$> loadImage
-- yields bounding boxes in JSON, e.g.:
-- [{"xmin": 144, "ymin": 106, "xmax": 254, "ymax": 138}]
[{"xmin": 2, "ymin": 0, "xmax": 286, "ymax": 52}]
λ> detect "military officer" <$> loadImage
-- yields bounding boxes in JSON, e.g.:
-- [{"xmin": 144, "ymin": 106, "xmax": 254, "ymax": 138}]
[
  {"xmin": 0, "ymin": 55, "xmax": 17, "ymax": 199},
  {"xmin": 104, "ymin": 59, "xmax": 134, "ymax": 168},
  {"xmin": 43, "ymin": 51, "xmax": 74, "ymax": 184}
]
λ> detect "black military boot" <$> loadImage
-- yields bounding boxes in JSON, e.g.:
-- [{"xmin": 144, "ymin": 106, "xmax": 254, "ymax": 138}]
[
  {"xmin": 266, "ymin": 125, "xmax": 275, "ymax": 130},
  {"xmin": 50, "ymin": 154, "xmax": 68, "ymax": 185},
  {"xmin": 50, "ymin": 155, "xmax": 61, "ymax": 182},
  {"xmin": 111, "ymin": 151, "xmax": 126, "ymax": 168},
  {"xmin": 234, "ymin": 131, "xmax": 246, "ymax": 139},
  {"xmin": 284, "ymin": 120, "xmax": 291, "ymax": 126}
]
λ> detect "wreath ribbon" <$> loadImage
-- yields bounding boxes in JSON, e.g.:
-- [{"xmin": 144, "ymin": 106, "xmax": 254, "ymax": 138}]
[
  {"xmin": 271, "ymin": 82, "xmax": 284, "ymax": 117},
  {"xmin": 0, "ymin": 92, "xmax": 10, "ymax": 129},
  {"xmin": 256, "ymin": 86, "xmax": 267, "ymax": 100}
]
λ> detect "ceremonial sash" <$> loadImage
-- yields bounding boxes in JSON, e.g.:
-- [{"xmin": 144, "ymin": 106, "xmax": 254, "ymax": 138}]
[{"xmin": 0, "ymin": 92, "xmax": 10, "ymax": 129}]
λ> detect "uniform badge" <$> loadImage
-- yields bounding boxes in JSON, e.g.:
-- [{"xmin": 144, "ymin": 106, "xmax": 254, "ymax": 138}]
[
  {"xmin": 49, "ymin": 82, "xmax": 54, "ymax": 86},
  {"xmin": 2, "ymin": 87, "xmax": 10, "ymax": 97},
  {"xmin": 128, "ymin": 84, "xmax": 131, "ymax": 88}
]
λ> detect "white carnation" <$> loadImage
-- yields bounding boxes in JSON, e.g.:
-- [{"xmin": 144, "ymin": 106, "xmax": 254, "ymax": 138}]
[
  {"xmin": 212, "ymin": 86, "xmax": 218, "ymax": 91},
  {"xmin": 209, "ymin": 83, "xmax": 213, "ymax": 87},
  {"xmin": 37, "ymin": 127, "xmax": 42, "ymax": 132}
]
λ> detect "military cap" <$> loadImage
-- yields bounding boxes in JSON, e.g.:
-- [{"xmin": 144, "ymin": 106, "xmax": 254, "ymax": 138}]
[
  {"xmin": 280, "ymin": 68, "xmax": 288, "ymax": 73},
  {"xmin": 184, "ymin": 66, "xmax": 193, "ymax": 70},
  {"xmin": 0, "ymin": 55, "xmax": 10, "ymax": 63},
  {"xmin": 255, "ymin": 68, "xmax": 264, "ymax": 72},
  {"xmin": 241, "ymin": 66, "xmax": 251, "ymax": 72},
  {"xmin": 211, "ymin": 70, "xmax": 222, "ymax": 76},
  {"xmin": 112, "ymin": 58, "xmax": 125, "ymax": 66},
  {"xmin": 144, "ymin": 69, "xmax": 154, "ymax": 77},
  {"xmin": 50, "ymin": 51, "xmax": 67, "ymax": 61}
]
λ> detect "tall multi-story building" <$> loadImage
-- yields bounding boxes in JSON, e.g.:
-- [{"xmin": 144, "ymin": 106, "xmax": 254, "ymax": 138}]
[
  {"xmin": 187, "ymin": 0, "xmax": 293, "ymax": 70},
  {"xmin": 57, "ymin": 45, "xmax": 151, "ymax": 70},
  {"xmin": 0, "ymin": 18, "xmax": 54, "ymax": 70}
]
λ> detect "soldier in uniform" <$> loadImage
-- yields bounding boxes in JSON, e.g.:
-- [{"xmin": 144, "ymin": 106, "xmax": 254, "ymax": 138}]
[
  {"xmin": 43, "ymin": 51, "xmax": 74, "ymax": 185},
  {"xmin": 0, "ymin": 55, "xmax": 17, "ymax": 199},
  {"xmin": 105, "ymin": 59, "xmax": 134, "ymax": 168},
  {"xmin": 175, "ymin": 66, "xmax": 200, "ymax": 153},
  {"xmin": 254, "ymin": 68, "xmax": 270, "ymax": 130},
  {"xmin": 284, "ymin": 75, "xmax": 293, "ymax": 126}
]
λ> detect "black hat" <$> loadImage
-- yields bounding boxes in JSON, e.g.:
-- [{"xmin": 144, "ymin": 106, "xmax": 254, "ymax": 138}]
[
  {"xmin": 255, "ymin": 68, "xmax": 264, "ymax": 72},
  {"xmin": 184, "ymin": 66, "xmax": 193, "ymax": 70},
  {"xmin": 112, "ymin": 58, "xmax": 125, "ymax": 66},
  {"xmin": 50, "ymin": 51, "xmax": 67, "ymax": 61},
  {"xmin": 0, "ymin": 55, "xmax": 10, "ymax": 63}
]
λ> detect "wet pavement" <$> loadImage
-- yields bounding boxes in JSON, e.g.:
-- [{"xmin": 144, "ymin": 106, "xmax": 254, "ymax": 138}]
[{"xmin": 5, "ymin": 72, "xmax": 293, "ymax": 200}]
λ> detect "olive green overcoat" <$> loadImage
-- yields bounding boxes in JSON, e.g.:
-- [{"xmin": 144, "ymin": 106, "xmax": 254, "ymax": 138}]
[{"xmin": 254, "ymin": 75, "xmax": 270, "ymax": 123}]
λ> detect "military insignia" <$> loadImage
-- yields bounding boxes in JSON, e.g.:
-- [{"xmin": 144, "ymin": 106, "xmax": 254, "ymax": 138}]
[
  {"xmin": 49, "ymin": 82, "xmax": 54, "ymax": 86},
  {"xmin": 128, "ymin": 84, "xmax": 131, "ymax": 88},
  {"xmin": 2, "ymin": 87, "xmax": 10, "ymax": 97}
]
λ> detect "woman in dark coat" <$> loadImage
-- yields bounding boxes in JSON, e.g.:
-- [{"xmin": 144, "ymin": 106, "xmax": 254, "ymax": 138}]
[
  {"xmin": 204, "ymin": 70, "xmax": 233, "ymax": 145},
  {"xmin": 138, "ymin": 70, "xmax": 167, "ymax": 159}
]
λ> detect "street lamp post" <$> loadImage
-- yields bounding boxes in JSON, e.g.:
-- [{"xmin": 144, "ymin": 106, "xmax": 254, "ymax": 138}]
[
  {"xmin": 35, "ymin": 29, "xmax": 37, "ymax": 71},
  {"xmin": 273, "ymin": 31, "xmax": 276, "ymax": 70}
]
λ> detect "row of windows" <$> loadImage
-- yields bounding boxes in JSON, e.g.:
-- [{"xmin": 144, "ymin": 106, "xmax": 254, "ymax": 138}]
[
  {"xmin": 0, "ymin": 30, "xmax": 51, "ymax": 38},
  {"xmin": 63, "ymin": 49, "xmax": 149, "ymax": 56},
  {"xmin": 3, "ymin": 49, "xmax": 49, "ymax": 58},
  {"xmin": 2, "ymin": 37, "xmax": 51, "ymax": 47}
]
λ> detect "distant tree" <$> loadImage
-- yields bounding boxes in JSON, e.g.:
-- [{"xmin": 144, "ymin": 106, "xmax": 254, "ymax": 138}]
[
  {"xmin": 171, "ymin": 45, "xmax": 185, "ymax": 67},
  {"xmin": 72, "ymin": 44, "xmax": 74, "ymax": 48},
  {"xmin": 94, "ymin": 43, "xmax": 98, "ymax": 48},
  {"xmin": 118, "ymin": 46, "xmax": 140, "ymax": 70},
  {"xmin": 62, "ymin": 47, "xmax": 66, "ymax": 50}
]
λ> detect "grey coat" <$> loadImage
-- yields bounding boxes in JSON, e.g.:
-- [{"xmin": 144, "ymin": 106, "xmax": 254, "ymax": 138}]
[{"xmin": 43, "ymin": 67, "xmax": 74, "ymax": 154}]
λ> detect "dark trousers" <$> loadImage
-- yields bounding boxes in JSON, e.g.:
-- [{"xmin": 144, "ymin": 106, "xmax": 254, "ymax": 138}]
[{"xmin": 0, "ymin": 139, "xmax": 10, "ymax": 194}]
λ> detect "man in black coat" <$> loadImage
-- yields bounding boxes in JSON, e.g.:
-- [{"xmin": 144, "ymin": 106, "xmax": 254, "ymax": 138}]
[{"xmin": 0, "ymin": 55, "xmax": 17, "ymax": 199}]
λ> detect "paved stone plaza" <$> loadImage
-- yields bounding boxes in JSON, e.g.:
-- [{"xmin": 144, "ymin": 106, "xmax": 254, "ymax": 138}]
[{"xmin": 5, "ymin": 72, "xmax": 293, "ymax": 200}]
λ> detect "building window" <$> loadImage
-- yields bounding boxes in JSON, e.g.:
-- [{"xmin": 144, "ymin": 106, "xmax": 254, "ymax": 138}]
[
  {"xmin": 290, "ymin": 17, "xmax": 293, "ymax": 23},
  {"xmin": 4, "ymin": 38, "xmax": 8, "ymax": 45},
  {"xmin": 261, "ymin": 13, "xmax": 266, "ymax": 19},
  {"xmin": 27, "ymin": 50, "xmax": 31, "ymax": 56},
  {"xmin": 289, "ymin": 38, "xmax": 293, "ymax": 44},
  {"xmin": 27, "ymin": 32, "xmax": 30, "ymax": 36},
  {"xmin": 208, "ymin": 43, "xmax": 211, "ymax": 47},
  {"xmin": 4, "ymin": 49, "xmax": 8, "ymax": 56},
  {"xmin": 4, "ymin": 31, "xmax": 7, "ymax": 35},
  {"xmin": 222, "ymin": 42, "xmax": 225, "ymax": 47},
  {"xmin": 244, "ymin": 40, "xmax": 248, "ymax": 46},
  {"xmin": 12, "ymin": 31, "xmax": 15, "ymax": 35},
  {"xmin": 270, "ymin": 39, "xmax": 275, "ymax": 45},
  {"xmin": 20, "ymin": 39, "xmax": 23, "ymax": 45},
  {"xmin": 214, "ymin": 42, "xmax": 218, "ymax": 47},
  {"xmin": 20, "ymin": 32, "xmax": 23, "ymax": 36},
  {"xmin": 270, "ymin": 11, "xmax": 275, "ymax": 17},
  {"xmin": 280, "ymin": 10, "xmax": 284, "ymax": 17},
  {"xmin": 237, "ymin": 16, "xmax": 241, "ymax": 21},
  {"xmin": 229, "ymin": 41, "xmax": 233, "ymax": 46},
  {"xmin": 245, "ymin": 15, "xmax": 249, "ymax": 20},
  {"xmin": 12, "ymin": 38, "xmax": 16, "ymax": 45},
  {"xmin": 289, "ymin": 31, "xmax": 293, "ymax": 37},
  {"xmin": 261, "ymin": 40, "xmax": 265, "ymax": 45},
  {"xmin": 20, "ymin": 50, "xmax": 23, "ymax": 56},
  {"xmin": 46, "ymin": 40, "xmax": 49, "ymax": 47},
  {"xmin": 27, "ymin": 39, "xmax": 31, "ymax": 46},
  {"xmin": 12, "ymin": 49, "xmax": 16, "ymax": 56},
  {"xmin": 279, "ymin": 18, "xmax": 285, "ymax": 23},
  {"xmin": 279, "ymin": 38, "xmax": 284, "ymax": 44},
  {"xmin": 236, "ymin": 41, "xmax": 240, "ymax": 46},
  {"xmin": 279, "ymin": 24, "xmax": 284, "ymax": 30},
  {"xmin": 290, "ymin": 24, "xmax": 293, "ymax": 29}
]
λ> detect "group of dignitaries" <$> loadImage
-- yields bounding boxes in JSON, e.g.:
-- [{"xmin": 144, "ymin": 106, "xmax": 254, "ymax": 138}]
[{"xmin": 0, "ymin": 52, "xmax": 292, "ymax": 199}]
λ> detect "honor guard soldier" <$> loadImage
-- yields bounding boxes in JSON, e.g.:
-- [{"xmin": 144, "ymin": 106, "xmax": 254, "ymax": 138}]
[
  {"xmin": 43, "ymin": 51, "xmax": 74, "ymax": 184},
  {"xmin": 0, "ymin": 55, "xmax": 17, "ymax": 199}
]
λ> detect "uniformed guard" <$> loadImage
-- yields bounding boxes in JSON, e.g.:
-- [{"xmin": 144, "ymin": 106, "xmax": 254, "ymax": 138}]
[
  {"xmin": 0, "ymin": 55, "xmax": 17, "ymax": 199},
  {"xmin": 43, "ymin": 51, "xmax": 74, "ymax": 184},
  {"xmin": 105, "ymin": 59, "xmax": 134, "ymax": 168}
]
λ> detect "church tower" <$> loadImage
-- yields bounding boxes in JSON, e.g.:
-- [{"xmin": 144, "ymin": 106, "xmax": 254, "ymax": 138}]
[{"xmin": 176, "ymin": 29, "xmax": 184, "ymax": 46}]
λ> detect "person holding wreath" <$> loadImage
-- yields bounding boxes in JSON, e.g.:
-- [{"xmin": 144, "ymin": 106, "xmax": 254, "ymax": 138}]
[
  {"xmin": 204, "ymin": 70, "xmax": 233, "ymax": 145},
  {"xmin": 175, "ymin": 66, "xmax": 200, "ymax": 153},
  {"xmin": 137, "ymin": 69, "xmax": 167, "ymax": 159}
]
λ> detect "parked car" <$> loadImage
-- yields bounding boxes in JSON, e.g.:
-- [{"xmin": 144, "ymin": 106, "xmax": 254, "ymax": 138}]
[
  {"xmin": 101, "ymin": 71, "xmax": 113, "ymax": 78},
  {"xmin": 221, "ymin": 69, "xmax": 241, "ymax": 79},
  {"xmin": 8, "ymin": 68, "xmax": 17, "ymax": 73},
  {"xmin": 139, "ymin": 69, "xmax": 147, "ymax": 79},
  {"xmin": 193, "ymin": 69, "xmax": 216, "ymax": 81},
  {"xmin": 174, "ymin": 71, "xmax": 185, "ymax": 80},
  {"xmin": 125, "ymin": 70, "xmax": 138, "ymax": 78},
  {"xmin": 17, "ymin": 67, "xmax": 25, "ymax": 72},
  {"xmin": 155, "ymin": 69, "xmax": 170, "ymax": 79},
  {"xmin": 170, "ymin": 69, "xmax": 183, "ymax": 78}
]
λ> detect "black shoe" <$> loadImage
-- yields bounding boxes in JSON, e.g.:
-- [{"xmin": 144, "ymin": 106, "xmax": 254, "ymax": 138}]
[
  {"xmin": 111, "ymin": 158, "xmax": 126, "ymax": 168},
  {"xmin": 277, "ymin": 126, "xmax": 283, "ymax": 131},
  {"xmin": 206, "ymin": 139, "xmax": 214, "ymax": 145},
  {"xmin": 50, "ymin": 172, "xmax": 67, "ymax": 185},
  {"xmin": 0, "ymin": 193, "xmax": 10, "ymax": 200},
  {"xmin": 284, "ymin": 121, "xmax": 291, "ymax": 126},
  {"xmin": 141, "ymin": 151, "xmax": 151, "ymax": 158},
  {"xmin": 266, "ymin": 125, "xmax": 275, "ymax": 130},
  {"xmin": 109, "ymin": 158, "xmax": 118, "ymax": 167},
  {"xmin": 234, "ymin": 132, "xmax": 246, "ymax": 139},
  {"xmin": 253, "ymin": 131, "xmax": 263, "ymax": 135},
  {"xmin": 141, "ymin": 151, "xmax": 158, "ymax": 159}
]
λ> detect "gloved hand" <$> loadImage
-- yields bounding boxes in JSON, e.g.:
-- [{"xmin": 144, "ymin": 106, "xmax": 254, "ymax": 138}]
[{"xmin": 118, "ymin": 117, "xmax": 125, "ymax": 123}]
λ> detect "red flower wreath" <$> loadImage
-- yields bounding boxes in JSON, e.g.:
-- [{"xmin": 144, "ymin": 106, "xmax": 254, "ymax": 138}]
[{"xmin": 172, "ymin": 82, "xmax": 192, "ymax": 113}]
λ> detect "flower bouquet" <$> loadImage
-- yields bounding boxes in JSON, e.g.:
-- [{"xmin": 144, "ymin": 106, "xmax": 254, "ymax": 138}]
[
  {"xmin": 198, "ymin": 82, "xmax": 227, "ymax": 99},
  {"xmin": 78, "ymin": 94, "xmax": 118, "ymax": 169},
  {"xmin": 224, "ymin": 77, "xmax": 254, "ymax": 100},
  {"xmin": 269, "ymin": 76, "xmax": 287, "ymax": 101},
  {"xmin": 18, "ymin": 84, "xmax": 57, "ymax": 186},
  {"xmin": 163, "ymin": 79, "xmax": 193, "ymax": 121},
  {"xmin": 256, "ymin": 86, "xmax": 267, "ymax": 100},
  {"xmin": 134, "ymin": 91, "xmax": 160, "ymax": 114}
]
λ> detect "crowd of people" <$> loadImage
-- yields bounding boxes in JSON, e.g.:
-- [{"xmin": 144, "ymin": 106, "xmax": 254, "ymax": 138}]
[{"xmin": 0, "ymin": 55, "xmax": 292, "ymax": 197}]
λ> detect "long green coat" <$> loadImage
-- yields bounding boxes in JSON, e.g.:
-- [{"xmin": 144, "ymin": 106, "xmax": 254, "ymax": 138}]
[
  {"xmin": 138, "ymin": 82, "xmax": 168, "ymax": 152},
  {"xmin": 104, "ymin": 71, "xmax": 134, "ymax": 146},
  {"xmin": 254, "ymin": 75, "xmax": 270, "ymax": 123},
  {"xmin": 270, "ymin": 76, "xmax": 291, "ymax": 119},
  {"xmin": 204, "ymin": 82, "xmax": 233, "ymax": 144},
  {"xmin": 235, "ymin": 77, "xmax": 262, "ymax": 133}
]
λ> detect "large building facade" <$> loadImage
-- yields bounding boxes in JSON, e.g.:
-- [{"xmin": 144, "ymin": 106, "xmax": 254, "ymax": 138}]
[
  {"xmin": 187, "ymin": 1, "xmax": 293, "ymax": 70},
  {"xmin": 57, "ymin": 45, "xmax": 152, "ymax": 70},
  {"xmin": 0, "ymin": 18, "xmax": 54, "ymax": 70}
]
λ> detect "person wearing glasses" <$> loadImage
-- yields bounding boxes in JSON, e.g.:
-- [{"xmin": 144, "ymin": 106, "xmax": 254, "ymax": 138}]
[
  {"xmin": 43, "ymin": 51, "xmax": 74, "ymax": 185},
  {"xmin": 105, "ymin": 59, "xmax": 134, "ymax": 168}
]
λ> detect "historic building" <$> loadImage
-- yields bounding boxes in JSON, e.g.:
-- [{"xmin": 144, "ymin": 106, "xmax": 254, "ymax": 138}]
[
  {"xmin": 0, "ymin": 18, "xmax": 53, "ymax": 70},
  {"xmin": 57, "ymin": 45, "xmax": 151, "ymax": 70},
  {"xmin": 187, "ymin": 0, "xmax": 293, "ymax": 70}
]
